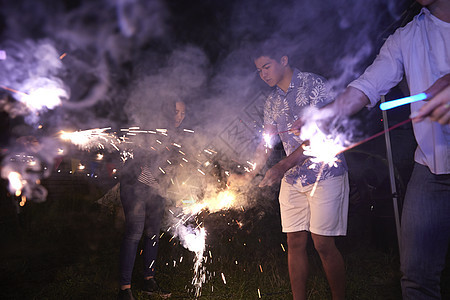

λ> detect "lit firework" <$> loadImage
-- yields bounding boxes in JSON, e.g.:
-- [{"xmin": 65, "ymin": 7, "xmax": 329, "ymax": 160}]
[
  {"xmin": 60, "ymin": 125, "xmax": 245, "ymax": 296},
  {"xmin": 60, "ymin": 127, "xmax": 116, "ymax": 150},
  {"xmin": 300, "ymin": 121, "xmax": 346, "ymax": 169}
]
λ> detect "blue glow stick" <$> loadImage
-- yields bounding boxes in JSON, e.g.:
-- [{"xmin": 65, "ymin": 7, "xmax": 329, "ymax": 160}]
[{"xmin": 380, "ymin": 93, "xmax": 427, "ymax": 111}]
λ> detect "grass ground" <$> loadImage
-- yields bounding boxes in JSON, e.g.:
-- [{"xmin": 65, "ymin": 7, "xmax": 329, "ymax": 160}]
[{"xmin": 0, "ymin": 173, "xmax": 448, "ymax": 300}]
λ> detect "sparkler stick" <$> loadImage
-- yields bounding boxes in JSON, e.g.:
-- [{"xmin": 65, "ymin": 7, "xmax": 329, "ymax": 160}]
[
  {"xmin": 336, "ymin": 117, "xmax": 412, "ymax": 155},
  {"xmin": 309, "ymin": 118, "xmax": 412, "ymax": 196},
  {"xmin": 379, "ymin": 93, "xmax": 427, "ymax": 111},
  {"xmin": 1, "ymin": 85, "xmax": 28, "ymax": 96}
]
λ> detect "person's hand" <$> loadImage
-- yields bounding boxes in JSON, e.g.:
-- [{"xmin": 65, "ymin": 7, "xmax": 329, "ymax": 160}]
[
  {"xmin": 413, "ymin": 74, "xmax": 450, "ymax": 125},
  {"xmin": 290, "ymin": 118, "xmax": 304, "ymax": 136},
  {"xmin": 259, "ymin": 163, "xmax": 287, "ymax": 187}
]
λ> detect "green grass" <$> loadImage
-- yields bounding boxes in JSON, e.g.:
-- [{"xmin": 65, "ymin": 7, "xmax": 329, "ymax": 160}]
[{"xmin": 0, "ymin": 175, "xmax": 448, "ymax": 300}]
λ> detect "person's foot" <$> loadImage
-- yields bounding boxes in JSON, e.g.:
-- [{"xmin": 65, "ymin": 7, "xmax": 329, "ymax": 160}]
[
  {"xmin": 117, "ymin": 288, "xmax": 136, "ymax": 300},
  {"xmin": 143, "ymin": 278, "xmax": 171, "ymax": 298}
]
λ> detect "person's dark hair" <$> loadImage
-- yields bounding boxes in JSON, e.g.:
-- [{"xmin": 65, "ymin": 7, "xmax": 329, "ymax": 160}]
[{"xmin": 250, "ymin": 38, "xmax": 291, "ymax": 62}]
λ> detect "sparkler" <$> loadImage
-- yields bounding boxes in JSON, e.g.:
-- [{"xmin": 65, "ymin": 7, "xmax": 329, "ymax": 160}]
[
  {"xmin": 261, "ymin": 113, "xmax": 412, "ymax": 197},
  {"xmin": 8, "ymin": 171, "xmax": 23, "ymax": 196},
  {"xmin": 59, "ymin": 125, "xmax": 245, "ymax": 296},
  {"xmin": 60, "ymin": 127, "xmax": 113, "ymax": 149}
]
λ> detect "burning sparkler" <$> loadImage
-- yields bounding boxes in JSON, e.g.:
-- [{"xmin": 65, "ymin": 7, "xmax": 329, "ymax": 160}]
[
  {"xmin": 60, "ymin": 127, "xmax": 113, "ymax": 150},
  {"xmin": 59, "ymin": 124, "xmax": 247, "ymax": 296},
  {"xmin": 7, "ymin": 171, "xmax": 23, "ymax": 196}
]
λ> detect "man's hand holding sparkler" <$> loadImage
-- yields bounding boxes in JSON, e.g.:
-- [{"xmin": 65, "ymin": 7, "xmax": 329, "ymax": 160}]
[
  {"xmin": 227, "ymin": 125, "xmax": 277, "ymax": 189},
  {"xmin": 259, "ymin": 140, "xmax": 311, "ymax": 187},
  {"xmin": 413, "ymin": 74, "xmax": 450, "ymax": 125}
]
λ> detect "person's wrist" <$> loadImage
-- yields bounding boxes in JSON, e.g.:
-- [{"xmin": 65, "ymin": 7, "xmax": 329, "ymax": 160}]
[{"xmin": 276, "ymin": 159, "xmax": 291, "ymax": 172}]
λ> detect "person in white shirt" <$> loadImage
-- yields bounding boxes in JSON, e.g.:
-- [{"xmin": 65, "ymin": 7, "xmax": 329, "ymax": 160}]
[{"xmin": 294, "ymin": 0, "xmax": 450, "ymax": 299}]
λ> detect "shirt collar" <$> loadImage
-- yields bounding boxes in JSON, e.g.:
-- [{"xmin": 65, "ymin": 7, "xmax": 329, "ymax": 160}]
[{"xmin": 275, "ymin": 68, "xmax": 300, "ymax": 96}]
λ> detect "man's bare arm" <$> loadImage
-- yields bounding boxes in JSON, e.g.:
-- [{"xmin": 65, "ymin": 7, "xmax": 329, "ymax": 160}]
[{"xmin": 258, "ymin": 142, "xmax": 309, "ymax": 187}]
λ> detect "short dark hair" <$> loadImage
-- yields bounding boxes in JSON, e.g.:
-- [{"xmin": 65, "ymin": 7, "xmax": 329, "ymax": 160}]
[{"xmin": 250, "ymin": 38, "xmax": 291, "ymax": 62}]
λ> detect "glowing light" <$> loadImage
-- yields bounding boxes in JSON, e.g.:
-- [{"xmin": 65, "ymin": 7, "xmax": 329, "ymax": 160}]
[
  {"xmin": 174, "ymin": 225, "xmax": 207, "ymax": 297},
  {"xmin": 96, "ymin": 153, "xmax": 103, "ymax": 160},
  {"xmin": 197, "ymin": 190, "xmax": 236, "ymax": 213},
  {"xmin": 380, "ymin": 93, "xmax": 427, "ymax": 111},
  {"xmin": 19, "ymin": 195, "xmax": 26, "ymax": 207},
  {"xmin": 60, "ymin": 128, "xmax": 111, "ymax": 150},
  {"xmin": 21, "ymin": 86, "xmax": 66, "ymax": 111},
  {"xmin": 300, "ymin": 122, "xmax": 345, "ymax": 168},
  {"xmin": 263, "ymin": 132, "xmax": 273, "ymax": 148},
  {"xmin": 8, "ymin": 172, "xmax": 23, "ymax": 196}
]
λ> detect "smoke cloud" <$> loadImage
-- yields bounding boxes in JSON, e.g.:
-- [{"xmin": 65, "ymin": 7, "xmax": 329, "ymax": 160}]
[{"xmin": 0, "ymin": 0, "xmax": 412, "ymax": 209}]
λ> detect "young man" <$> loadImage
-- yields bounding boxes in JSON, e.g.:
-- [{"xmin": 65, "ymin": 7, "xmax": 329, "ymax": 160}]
[
  {"xmin": 230, "ymin": 45, "xmax": 349, "ymax": 300},
  {"xmin": 293, "ymin": 1, "xmax": 449, "ymax": 298}
]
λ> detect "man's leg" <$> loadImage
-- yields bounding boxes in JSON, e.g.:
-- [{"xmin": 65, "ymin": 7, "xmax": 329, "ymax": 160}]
[
  {"xmin": 400, "ymin": 163, "xmax": 450, "ymax": 299},
  {"xmin": 287, "ymin": 231, "xmax": 309, "ymax": 300},
  {"xmin": 311, "ymin": 234, "xmax": 345, "ymax": 300}
]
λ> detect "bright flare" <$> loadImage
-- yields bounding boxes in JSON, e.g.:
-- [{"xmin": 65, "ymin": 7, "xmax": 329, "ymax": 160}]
[
  {"xmin": 300, "ymin": 122, "xmax": 345, "ymax": 168},
  {"xmin": 263, "ymin": 132, "xmax": 273, "ymax": 148},
  {"xmin": 8, "ymin": 172, "xmax": 24, "ymax": 196},
  {"xmin": 203, "ymin": 190, "xmax": 236, "ymax": 213},
  {"xmin": 60, "ymin": 128, "xmax": 111, "ymax": 149}
]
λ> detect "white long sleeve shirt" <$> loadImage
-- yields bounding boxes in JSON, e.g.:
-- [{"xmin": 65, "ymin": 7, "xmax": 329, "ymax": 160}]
[{"xmin": 349, "ymin": 8, "xmax": 450, "ymax": 174}]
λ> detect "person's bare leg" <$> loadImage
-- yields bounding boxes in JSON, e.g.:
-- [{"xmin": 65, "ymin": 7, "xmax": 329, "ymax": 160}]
[
  {"xmin": 287, "ymin": 231, "xmax": 309, "ymax": 300},
  {"xmin": 311, "ymin": 233, "xmax": 345, "ymax": 300}
]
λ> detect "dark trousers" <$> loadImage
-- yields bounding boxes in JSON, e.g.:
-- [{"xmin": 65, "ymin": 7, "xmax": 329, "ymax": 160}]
[
  {"xmin": 119, "ymin": 180, "xmax": 165, "ymax": 286},
  {"xmin": 400, "ymin": 163, "xmax": 450, "ymax": 299}
]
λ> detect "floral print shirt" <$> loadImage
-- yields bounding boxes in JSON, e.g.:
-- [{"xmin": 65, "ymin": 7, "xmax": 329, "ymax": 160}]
[{"xmin": 264, "ymin": 69, "xmax": 347, "ymax": 185}]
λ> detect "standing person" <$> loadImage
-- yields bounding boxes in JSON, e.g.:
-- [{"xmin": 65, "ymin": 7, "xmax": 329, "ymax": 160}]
[
  {"xmin": 230, "ymin": 43, "xmax": 349, "ymax": 300},
  {"xmin": 117, "ymin": 102, "xmax": 176, "ymax": 300},
  {"xmin": 294, "ymin": 1, "xmax": 449, "ymax": 298}
]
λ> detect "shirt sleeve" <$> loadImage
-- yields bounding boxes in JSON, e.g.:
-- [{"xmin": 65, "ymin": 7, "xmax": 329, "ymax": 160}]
[{"xmin": 349, "ymin": 30, "xmax": 405, "ymax": 108}]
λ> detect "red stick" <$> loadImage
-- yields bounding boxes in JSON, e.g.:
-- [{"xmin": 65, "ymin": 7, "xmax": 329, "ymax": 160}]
[{"xmin": 337, "ymin": 118, "xmax": 412, "ymax": 155}]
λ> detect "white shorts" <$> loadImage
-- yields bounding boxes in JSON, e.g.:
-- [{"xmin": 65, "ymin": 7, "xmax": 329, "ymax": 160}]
[{"xmin": 278, "ymin": 172, "xmax": 349, "ymax": 236}]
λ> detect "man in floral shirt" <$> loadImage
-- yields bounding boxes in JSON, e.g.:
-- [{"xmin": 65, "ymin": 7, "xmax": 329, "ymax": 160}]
[{"xmin": 230, "ymin": 44, "xmax": 349, "ymax": 300}]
